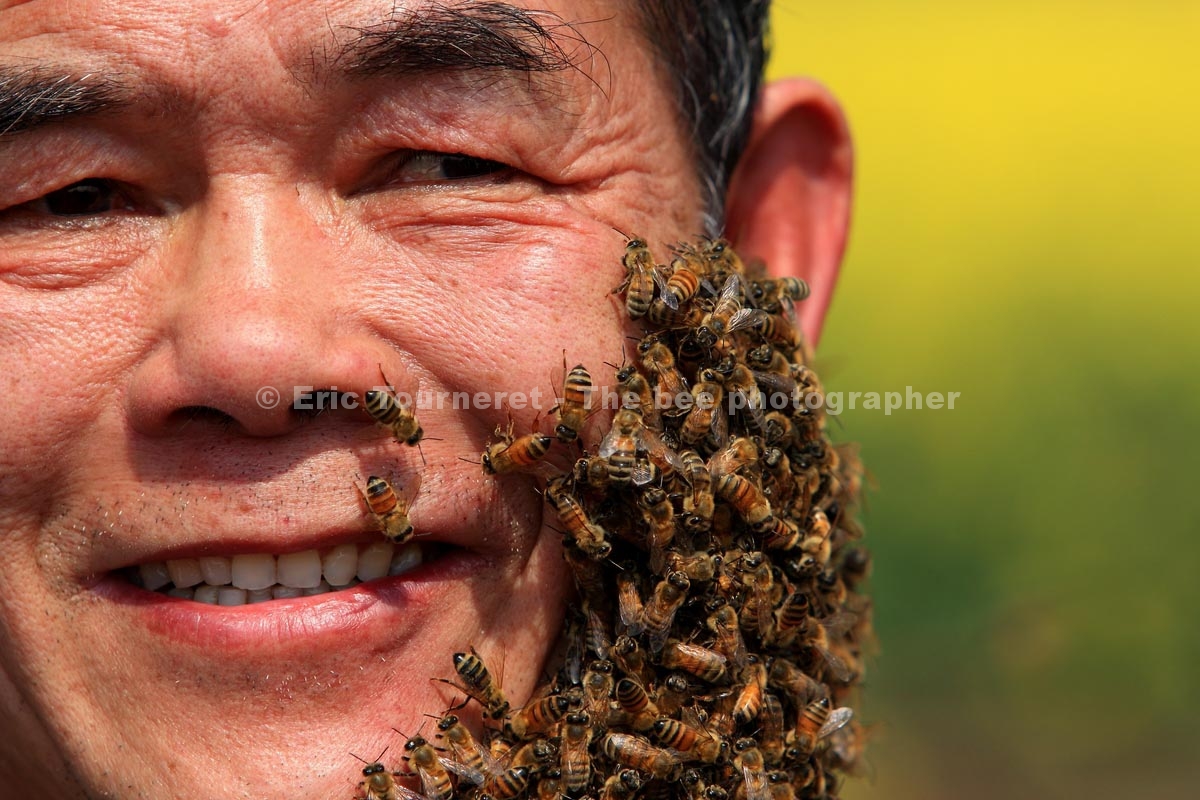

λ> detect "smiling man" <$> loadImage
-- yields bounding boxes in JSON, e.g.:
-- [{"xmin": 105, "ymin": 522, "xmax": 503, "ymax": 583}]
[{"xmin": 0, "ymin": 0, "xmax": 852, "ymax": 797}]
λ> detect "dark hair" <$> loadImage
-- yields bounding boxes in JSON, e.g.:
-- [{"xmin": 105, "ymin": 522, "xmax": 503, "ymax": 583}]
[{"xmin": 632, "ymin": 1, "xmax": 772, "ymax": 233}]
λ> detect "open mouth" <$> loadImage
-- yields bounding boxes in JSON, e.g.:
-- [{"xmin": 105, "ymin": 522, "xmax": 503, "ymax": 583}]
[{"xmin": 122, "ymin": 540, "xmax": 433, "ymax": 605}]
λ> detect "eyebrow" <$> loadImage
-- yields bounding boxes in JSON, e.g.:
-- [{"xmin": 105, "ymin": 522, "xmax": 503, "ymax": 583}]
[
  {"xmin": 334, "ymin": 2, "xmax": 595, "ymax": 87},
  {"xmin": 0, "ymin": 2, "xmax": 601, "ymax": 140},
  {"xmin": 0, "ymin": 67, "xmax": 129, "ymax": 137}
]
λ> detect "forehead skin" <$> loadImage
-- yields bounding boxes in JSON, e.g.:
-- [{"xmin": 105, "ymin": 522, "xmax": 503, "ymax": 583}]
[{"xmin": 0, "ymin": 0, "xmax": 699, "ymax": 230}]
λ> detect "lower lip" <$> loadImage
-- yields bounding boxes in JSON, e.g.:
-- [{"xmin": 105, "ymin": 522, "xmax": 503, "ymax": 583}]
[{"xmin": 91, "ymin": 548, "xmax": 481, "ymax": 653}]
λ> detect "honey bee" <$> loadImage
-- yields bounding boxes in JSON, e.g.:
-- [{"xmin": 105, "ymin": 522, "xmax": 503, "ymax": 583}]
[
  {"xmin": 760, "ymin": 447, "xmax": 794, "ymax": 509},
  {"xmin": 753, "ymin": 311, "xmax": 802, "ymax": 349},
  {"xmin": 614, "ymin": 364, "xmax": 659, "ymax": 426},
  {"xmin": 792, "ymin": 697, "xmax": 853, "ymax": 757},
  {"xmin": 647, "ymin": 296, "xmax": 706, "ymax": 328},
  {"xmin": 536, "ymin": 767, "xmax": 564, "ymax": 800},
  {"xmin": 652, "ymin": 716, "xmax": 726, "ymax": 763},
  {"xmin": 732, "ymin": 657, "xmax": 767, "ymax": 725},
  {"xmin": 762, "ymin": 516, "xmax": 801, "ymax": 553},
  {"xmin": 483, "ymin": 766, "xmax": 532, "ymax": 800},
  {"xmin": 681, "ymin": 369, "xmax": 725, "ymax": 446},
  {"xmin": 554, "ymin": 363, "xmax": 593, "ymax": 443},
  {"xmin": 640, "ymin": 571, "xmax": 690, "ymax": 654},
  {"xmin": 751, "ymin": 276, "xmax": 810, "ymax": 314},
  {"xmin": 723, "ymin": 363, "xmax": 766, "ymax": 434},
  {"xmin": 364, "ymin": 379, "xmax": 423, "ymax": 447},
  {"xmin": 546, "ymin": 476, "xmax": 612, "ymax": 561},
  {"xmin": 353, "ymin": 749, "xmax": 404, "ymax": 800},
  {"xmin": 451, "ymin": 650, "xmax": 510, "ymax": 720},
  {"xmin": 707, "ymin": 436, "xmax": 758, "ymax": 478},
  {"xmin": 654, "ymin": 672, "xmax": 692, "ymax": 716},
  {"xmin": 505, "ymin": 694, "xmax": 570, "ymax": 738},
  {"xmin": 759, "ymin": 694, "xmax": 786, "ymax": 766},
  {"xmin": 660, "ymin": 640, "xmax": 727, "ymax": 684},
  {"xmin": 746, "ymin": 343, "xmax": 790, "ymax": 376},
  {"xmin": 560, "ymin": 711, "xmax": 593, "ymax": 793},
  {"xmin": 639, "ymin": 486, "xmax": 676, "ymax": 569},
  {"xmin": 608, "ymin": 636, "xmax": 650, "ymax": 688},
  {"xmin": 714, "ymin": 473, "xmax": 774, "ymax": 533},
  {"xmin": 437, "ymin": 713, "xmax": 501, "ymax": 780},
  {"xmin": 660, "ymin": 254, "xmax": 703, "ymax": 309},
  {"xmin": 402, "ymin": 734, "xmax": 458, "ymax": 800},
  {"xmin": 582, "ymin": 659, "xmax": 615, "ymax": 724},
  {"xmin": 357, "ymin": 475, "xmax": 415, "ymax": 544},
  {"xmin": 732, "ymin": 737, "xmax": 769, "ymax": 800},
  {"xmin": 697, "ymin": 275, "xmax": 756, "ymax": 349},
  {"xmin": 482, "ymin": 425, "xmax": 553, "ymax": 475},
  {"xmin": 767, "ymin": 657, "xmax": 822, "ymax": 708},
  {"xmin": 599, "ymin": 768, "xmax": 643, "ymax": 800},
  {"xmin": 613, "ymin": 235, "xmax": 665, "ymax": 319},
  {"xmin": 796, "ymin": 609, "xmax": 858, "ymax": 684},
  {"xmin": 357, "ymin": 758, "xmax": 400, "ymax": 800},
  {"xmin": 680, "ymin": 449, "xmax": 715, "ymax": 533},
  {"xmin": 613, "ymin": 677, "xmax": 659, "ymax": 731},
  {"xmin": 761, "ymin": 411, "xmax": 795, "ymax": 449},
  {"xmin": 582, "ymin": 601, "xmax": 614, "ymax": 662},
  {"xmin": 666, "ymin": 550, "xmax": 720, "ymax": 583},
  {"xmin": 637, "ymin": 334, "xmax": 690, "ymax": 414},
  {"xmin": 764, "ymin": 771, "xmax": 795, "ymax": 800},
  {"xmin": 563, "ymin": 543, "xmax": 606, "ymax": 609},
  {"xmin": 701, "ymin": 238, "xmax": 746, "ymax": 276},
  {"xmin": 739, "ymin": 551, "xmax": 781, "ymax": 639},
  {"xmin": 706, "ymin": 603, "xmax": 748, "ymax": 670},
  {"xmin": 600, "ymin": 733, "xmax": 681, "ymax": 780},
  {"xmin": 770, "ymin": 591, "xmax": 810, "ymax": 646},
  {"xmin": 599, "ymin": 407, "xmax": 645, "ymax": 487},
  {"xmin": 506, "ymin": 738, "xmax": 558, "ymax": 774},
  {"xmin": 573, "ymin": 455, "xmax": 612, "ymax": 490},
  {"xmin": 614, "ymin": 570, "xmax": 645, "ymax": 636},
  {"xmin": 841, "ymin": 546, "xmax": 872, "ymax": 591},
  {"xmin": 798, "ymin": 508, "xmax": 833, "ymax": 571}
]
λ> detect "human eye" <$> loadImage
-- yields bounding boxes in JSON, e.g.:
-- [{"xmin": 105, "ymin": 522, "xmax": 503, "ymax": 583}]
[
  {"xmin": 377, "ymin": 151, "xmax": 513, "ymax": 187},
  {"xmin": 2, "ymin": 178, "xmax": 156, "ymax": 226}
]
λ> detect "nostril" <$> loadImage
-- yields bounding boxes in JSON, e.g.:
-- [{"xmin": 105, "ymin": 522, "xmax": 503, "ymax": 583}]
[{"xmin": 168, "ymin": 405, "xmax": 239, "ymax": 431}]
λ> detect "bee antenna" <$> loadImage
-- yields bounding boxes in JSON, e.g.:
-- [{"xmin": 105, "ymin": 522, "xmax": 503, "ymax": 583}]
[
  {"xmin": 349, "ymin": 751, "xmax": 369, "ymax": 765},
  {"xmin": 612, "ymin": 226, "xmax": 630, "ymax": 239},
  {"xmin": 458, "ymin": 456, "xmax": 482, "ymax": 465}
]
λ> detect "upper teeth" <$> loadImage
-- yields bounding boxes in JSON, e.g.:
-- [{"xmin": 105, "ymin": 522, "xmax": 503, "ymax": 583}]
[{"xmin": 135, "ymin": 542, "xmax": 423, "ymax": 602}]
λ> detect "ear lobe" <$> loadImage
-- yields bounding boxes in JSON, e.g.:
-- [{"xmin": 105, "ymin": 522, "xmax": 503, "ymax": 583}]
[{"xmin": 724, "ymin": 78, "xmax": 854, "ymax": 347}]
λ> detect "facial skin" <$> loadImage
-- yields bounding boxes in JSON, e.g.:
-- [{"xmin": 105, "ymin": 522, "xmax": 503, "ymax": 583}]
[{"xmin": 0, "ymin": 0, "xmax": 851, "ymax": 797}]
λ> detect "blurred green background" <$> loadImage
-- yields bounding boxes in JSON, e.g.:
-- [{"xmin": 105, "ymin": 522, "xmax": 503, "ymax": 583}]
[{"xmin": 768, "ymin": 2, "xmax": 1200, "ymax": 798}]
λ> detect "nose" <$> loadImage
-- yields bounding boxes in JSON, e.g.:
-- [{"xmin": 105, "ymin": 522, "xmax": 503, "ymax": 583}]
[{"xmin": 126, "ymin": 177, "xmax": 408, "ymax": 438}]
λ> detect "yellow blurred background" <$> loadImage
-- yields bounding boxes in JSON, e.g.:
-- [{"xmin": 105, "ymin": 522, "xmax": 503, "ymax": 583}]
[{"xmin": 768, "ymin": 2, "xmax": 1200, "ymax": 798}]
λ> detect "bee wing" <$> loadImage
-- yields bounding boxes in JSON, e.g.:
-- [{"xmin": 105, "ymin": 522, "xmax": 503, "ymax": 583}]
[
  {"xmin": 638, "ymin": 427, "xmax": 685, "ymax": 473},
  {"xmin": 725, "ymin": 308, "xmax": 762, "ymax": 335},
  {"xmin": 652, "ymin": 265, "xmax": 677, "ymax": 309},
  {"xmin": 631, "ymin": 461, "xmax": 656, "ymax": 486},
  {"xmin": 751, "ymin": 371, "xmax": 795, "ymax": 400},
  {"xmin": 415, "ymin": 766, "xmax": 445, "ymax": 800},
  {"xmin": 741, "ymin": 766, "xmax": 771, "ymax": 800},
  {"xmin": 392, "ymin": 784, "xmax": 429, "ymax": 800},
  {"xmin": 718, "ymin": 272, "xmax": 741, "ymax": 303},
  {"xmin": 616, "ymin": 576, "xmax": 644, "ymax": 634},
  {"xmin": 439, "ymin": 756, "xmax": 485, "ymax": 786},
  {"xmin": 707, "ymin": 409, "xmax": 729, "ymax": 451},
  {"xmin": 817, "ymin": 707, "xmax": 855, "ymax": 739},
  {"xmin": 820, "ymin": 611, "xmax": 859, "ymax": 639},
  {"xmin": 815, "ymin": 645, "xmax": 854, "ymax": 684},
  {"xmin": 598, "ymin": 427, "xmax": 621, "ymax": 458}
]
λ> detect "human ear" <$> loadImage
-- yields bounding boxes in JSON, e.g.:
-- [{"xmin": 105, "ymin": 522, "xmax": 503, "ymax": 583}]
[{"xmin": 724, "ymin": 77, "xmax": 854, "ymax": 347}]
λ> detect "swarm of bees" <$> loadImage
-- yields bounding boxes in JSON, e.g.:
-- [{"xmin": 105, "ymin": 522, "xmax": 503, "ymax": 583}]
[{"xmin": 354, "ymin": 236, "xmax": 873, "ymax": 800}]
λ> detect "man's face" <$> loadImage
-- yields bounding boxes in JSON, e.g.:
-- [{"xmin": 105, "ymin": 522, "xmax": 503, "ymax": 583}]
[{"xmin": 0, "ymin": 0, "xmax": 703, "ymax": 795}]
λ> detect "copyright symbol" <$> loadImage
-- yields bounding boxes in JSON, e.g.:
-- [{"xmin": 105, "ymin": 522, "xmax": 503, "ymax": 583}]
[{"xmin": 256, "ymin": 386, "xmax": 280, "ymax": 409}]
